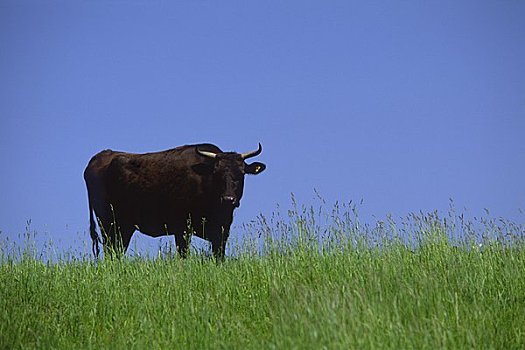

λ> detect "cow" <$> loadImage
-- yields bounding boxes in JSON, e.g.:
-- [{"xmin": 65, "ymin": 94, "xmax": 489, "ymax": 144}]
[{"xmin": 83, "ymin": 143, "xmax": 266, "ymax": 260}]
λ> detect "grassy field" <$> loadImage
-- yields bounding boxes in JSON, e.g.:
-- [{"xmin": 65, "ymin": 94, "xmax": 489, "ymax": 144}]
[{"xmin": 1, "ymin": 202, "xmax": 525, "ymax": 349}]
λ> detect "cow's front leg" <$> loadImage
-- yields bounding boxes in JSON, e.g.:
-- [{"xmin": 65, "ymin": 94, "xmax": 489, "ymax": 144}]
[
  {"xmin": 211, "ymin": 225, "xmax": 230, "ymax": 262},
  {"xmin": 175, "ymin": 232, "xmax": 190, "ymax": 258}
]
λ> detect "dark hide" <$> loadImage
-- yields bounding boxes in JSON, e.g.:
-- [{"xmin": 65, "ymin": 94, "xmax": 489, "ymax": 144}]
[{"xmin": 83, "ymin": 143, "xmax": 266, "ymax": 260}]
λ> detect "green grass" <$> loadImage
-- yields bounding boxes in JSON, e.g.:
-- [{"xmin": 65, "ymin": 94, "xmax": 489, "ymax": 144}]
[{"xmin": 1, "ymin": 203, "xmax": 525, "ymax": 349}]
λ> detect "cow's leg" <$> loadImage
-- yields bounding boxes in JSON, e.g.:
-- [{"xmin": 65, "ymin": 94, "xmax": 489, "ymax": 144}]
[
  {"xmin": 100, "ymin": 219, "xmax": 133, "ymax": 259},
  {"xmin": 211, "ymin": 225, "xmax": 230, "ymax": 262},
  {"xmin": 91, "ymin": 201, "xmax": 116, "ymax": 257},
  {"xmin": 211, "ymin": 237, "xmax": 226, "ymax": 262},
  {"xmin": 117, "ymin": 226, "xmax": 134, "ymax": 255},
  {"xmin": 174, "ymin": 232, "xmax": 190, "ymax": 258}
]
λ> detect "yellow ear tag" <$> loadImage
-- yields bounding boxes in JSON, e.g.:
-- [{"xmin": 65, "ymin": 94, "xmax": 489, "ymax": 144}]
[{"xmin": 255, "ymin": 165, "xmax": 261, "ymax": 173}]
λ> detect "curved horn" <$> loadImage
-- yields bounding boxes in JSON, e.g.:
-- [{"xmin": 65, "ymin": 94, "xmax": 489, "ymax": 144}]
[
  {"xmin": 241, "ymin": 143, "xmax": 262, "ymax": 160},
  {"xmin": 196, "ymin": 147, "xmax": 217, "ymax": 159}
]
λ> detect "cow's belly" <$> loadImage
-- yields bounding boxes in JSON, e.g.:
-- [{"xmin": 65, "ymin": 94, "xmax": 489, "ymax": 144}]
[
  {"xmin": 132, "ymin": 212, "xmax": 212, "ymax": 238},
  {"xmin": 134, "ymin": 223, "xmax": 174, "ymax": 238}
]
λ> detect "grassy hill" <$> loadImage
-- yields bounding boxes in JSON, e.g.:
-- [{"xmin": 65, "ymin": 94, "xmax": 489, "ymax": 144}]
[{"xmin": 1, "ymin": 203, "xmax": 524, "ymax": 349}]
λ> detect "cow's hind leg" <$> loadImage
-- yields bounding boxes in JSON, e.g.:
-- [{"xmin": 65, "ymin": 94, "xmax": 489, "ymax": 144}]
[{"xmin": 100, "ymin": 219, "xmax": 133, "ymax": 258}]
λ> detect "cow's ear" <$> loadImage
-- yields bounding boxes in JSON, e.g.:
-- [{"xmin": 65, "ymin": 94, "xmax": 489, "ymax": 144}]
[
  {"xmin": 245, "ymin": 162, "xmax": 266, "ymax": 175},
  {"xmin": 192, "ymin": 163, "xmax": 213, "ymax": 175}
]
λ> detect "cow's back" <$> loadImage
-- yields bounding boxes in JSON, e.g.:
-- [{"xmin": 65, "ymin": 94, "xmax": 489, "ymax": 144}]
[{"xmin": 84, "ymin": 144, "xmax": 224, "ymax": 227}]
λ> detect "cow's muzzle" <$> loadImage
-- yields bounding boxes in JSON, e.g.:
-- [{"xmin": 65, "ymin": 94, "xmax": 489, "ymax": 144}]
[{"xmin": 221, "ymin": 196, "xmax": 239, "ymax": 207}]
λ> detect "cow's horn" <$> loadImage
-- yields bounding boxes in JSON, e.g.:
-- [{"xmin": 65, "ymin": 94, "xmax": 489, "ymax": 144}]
[
  {"xmin": 197, "ymin": 148, "xmax": 217, "ymax": 159},
  {"xmin": 241, "ymin": 143, "xmax": 262, "ymax": 160}
]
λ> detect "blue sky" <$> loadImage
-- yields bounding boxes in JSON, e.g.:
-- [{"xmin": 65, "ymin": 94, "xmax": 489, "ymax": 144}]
[{"xmin": 1, "ymin": 1, "xmax": 524, "ymax": 255}]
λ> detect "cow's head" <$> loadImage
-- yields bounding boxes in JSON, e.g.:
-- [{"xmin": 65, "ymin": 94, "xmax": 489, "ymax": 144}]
[{"xmin": 196, "ymin": 143, "xmax": 266, "ymax": 208}]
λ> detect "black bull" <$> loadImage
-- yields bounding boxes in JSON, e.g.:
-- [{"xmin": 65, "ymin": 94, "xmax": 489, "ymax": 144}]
[{"xmin": 84, "ymin": 143, "xmax": 266, "ymax": 259}]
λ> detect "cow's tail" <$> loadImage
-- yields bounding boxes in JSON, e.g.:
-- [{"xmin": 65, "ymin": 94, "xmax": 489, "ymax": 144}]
[{"xmin": 87, "ymin": 190, "xmax": 101, "ymax": 258}]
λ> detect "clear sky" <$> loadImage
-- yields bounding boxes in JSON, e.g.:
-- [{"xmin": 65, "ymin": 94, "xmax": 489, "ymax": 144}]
[{"xmin": 1, "ymin": 1, "xmax": 524, "ymax": 255}]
